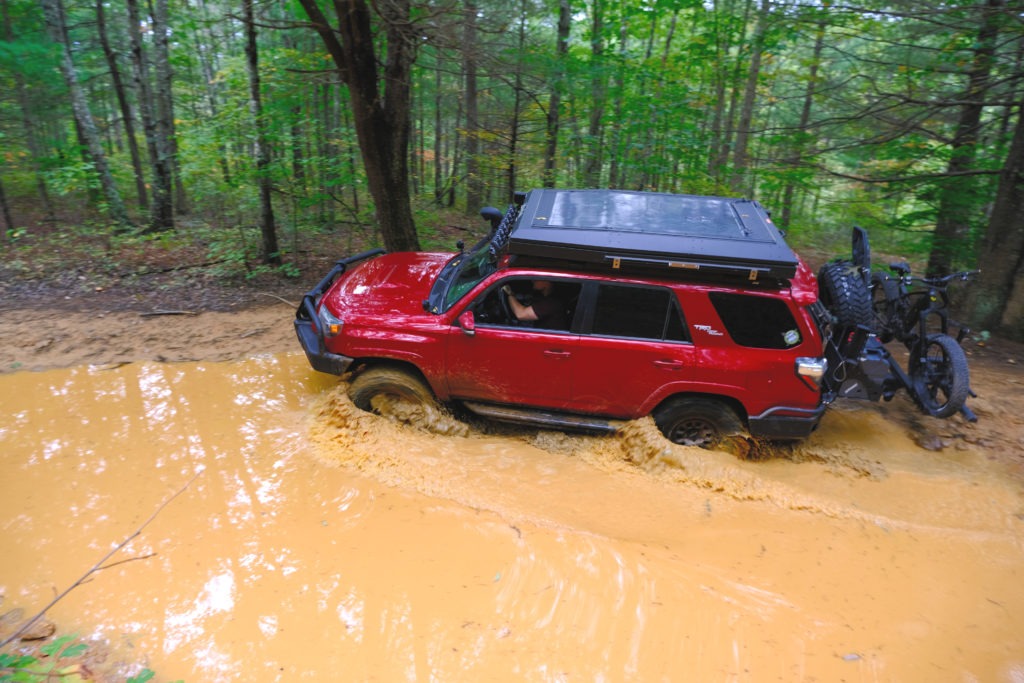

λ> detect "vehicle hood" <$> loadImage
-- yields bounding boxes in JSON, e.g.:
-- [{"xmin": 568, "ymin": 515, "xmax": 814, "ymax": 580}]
[{"xmin": 323, "ymin": 251, "xmax": 453, "ymax": 318}]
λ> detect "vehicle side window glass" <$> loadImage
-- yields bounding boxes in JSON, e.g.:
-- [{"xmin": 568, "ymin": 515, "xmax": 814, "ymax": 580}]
[
  {"xmin": 591, "ymin": 284, "xmax": 688, "ymax": 341},
  {"xmin": 708, "ymin": 292, "xmax": 802, "ymax": 349}
]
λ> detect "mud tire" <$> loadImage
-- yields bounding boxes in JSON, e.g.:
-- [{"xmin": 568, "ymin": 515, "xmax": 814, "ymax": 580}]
[
  {"xmin": 349, "ymin": 365, "xmax": 437, "ymax": 414},
  {"xmin": 818, "ymin": 261, "xmax": 873, "ymax": 329},
  {"xmin": 909, "ymin": 334, "xmax": 970, "ymax": 419},
  {"xmin": 653, "ymin": 397, "xmax": 746, "ymax": 451}
]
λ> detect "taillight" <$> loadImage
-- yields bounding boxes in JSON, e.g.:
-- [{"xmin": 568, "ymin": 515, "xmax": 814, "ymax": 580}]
[{"xmin": 796, "ymin": 357, "xmax": 827, "ymax": 390}]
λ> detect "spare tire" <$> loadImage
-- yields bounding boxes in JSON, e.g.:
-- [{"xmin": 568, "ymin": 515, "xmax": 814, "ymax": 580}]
[{"xmin": 818, "ymin": 260, "xmax": 872, "ymax": 328}]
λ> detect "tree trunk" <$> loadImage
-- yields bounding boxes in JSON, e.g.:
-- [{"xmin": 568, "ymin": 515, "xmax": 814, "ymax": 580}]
[
  {"xmin": 463, "ymin": 0, "xmax": 481, "ymax": 213},
  {"xmin": 543, "ymin": 0, "xmax": 571, "ymax": 188},
  {"xmin": 780, "ymin": 18, "xmax": 825, "ymax": 228},
  {"xmin": 0, "ymin": 172, "xmax": 13, "ymax": 238},
  {"xmin": 151, "ymin": 0, "xmax": 186, "ymax": 217},
  {"xmin": 433, "ymin": 50, "xmax": 445, "ymax": 204},
  {"xmin": 243, "ymin": 0, "xmax": 280, "ymax": 265},
  {"xmin": 964, "ymin": 93, "xmax": 1024, "ymax": 337},
  {"xmin": 126, "ymin": 0, "xmax": 173, "ymax": 231},
  {"xmin": 298, "ymin": 0, "xmax": 420, "ymax": 252},
  {"xmin": 730, "ymin": 0, "xmax": 769, "ymax": 195},
  {"xmin": 96, "ymin": 0, "xmax": 147, "ymax": 209},
  {"xmin": 582, "ymin": 0, "xmax": 605, "ymax": 187},
  {"xmin": 506, "ymin": 1, "xmax": 528, "ymax": 200},
  {"xmin": 41, "ymin": 0, "xmax": 131, "ymax": 227},
  {"xmin": 926, "ymin": 0, "xmax": 1003, "ymax": 277},
  {"xmin": 1, "ymin": 0, "xmax": 54, "ymax": 220}
]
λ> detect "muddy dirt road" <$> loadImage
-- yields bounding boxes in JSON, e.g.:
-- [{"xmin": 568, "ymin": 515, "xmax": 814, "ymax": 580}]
[{"xmin": 2, "ymin": 305, "xmax": 1023, "ymax": 681}]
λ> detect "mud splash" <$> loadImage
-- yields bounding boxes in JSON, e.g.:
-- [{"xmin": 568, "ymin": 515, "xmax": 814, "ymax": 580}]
[{"xmin": 2, "ymin": 355, "xmax": 1023, "ymax": 681}]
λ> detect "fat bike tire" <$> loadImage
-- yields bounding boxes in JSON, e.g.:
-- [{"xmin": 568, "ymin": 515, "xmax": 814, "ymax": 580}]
[{"xmin": 909, "ymin": 334, "xmax": 970, "ymax": 419}]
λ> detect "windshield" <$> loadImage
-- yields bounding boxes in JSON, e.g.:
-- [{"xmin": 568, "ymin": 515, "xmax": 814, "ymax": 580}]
[{"xmin": 442, "ymin": 242, "xmax": 496, "ymax": 310}]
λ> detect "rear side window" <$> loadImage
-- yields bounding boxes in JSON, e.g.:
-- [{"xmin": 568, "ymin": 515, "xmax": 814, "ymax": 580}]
[
  {"xmin": 709, "ymin": 292, "xmax": 802, "ymax": 349},
  {"xmin": 591, "ymin": 284, "xmax": 688, "ymax": 341}
]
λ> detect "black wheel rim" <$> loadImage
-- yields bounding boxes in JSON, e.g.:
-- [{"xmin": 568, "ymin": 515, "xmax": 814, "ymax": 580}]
[{"xmin": 666, "ymin": 418, "xmax": 719, "ymax": 447}]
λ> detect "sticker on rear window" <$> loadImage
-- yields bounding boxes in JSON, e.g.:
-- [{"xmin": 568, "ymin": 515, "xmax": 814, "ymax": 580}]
[{"xmin": 783, "ymin": 329, "xmax": 801, "ymax": 346}]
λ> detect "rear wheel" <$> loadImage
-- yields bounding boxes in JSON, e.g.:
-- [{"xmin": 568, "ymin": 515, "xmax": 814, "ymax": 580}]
[
  {"xmin": 653, "ymin": 397, "xmax": 746, "ymax": 452},
  {"xmin": 818, "ymin": 261, "xmax": 872, "ymax": 328},
  {"xmin": 909, "ymin": 334, "xmax": 969, "ymax": 419},
  {"xmin": 349, "ymin": 365, "xmax": 437, "ymax": 414}
]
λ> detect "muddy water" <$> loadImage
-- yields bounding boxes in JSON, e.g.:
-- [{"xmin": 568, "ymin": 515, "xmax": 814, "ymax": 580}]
[{"xmin": 1, "ymin": 355, "xmax": 1023, "ymax": 681}]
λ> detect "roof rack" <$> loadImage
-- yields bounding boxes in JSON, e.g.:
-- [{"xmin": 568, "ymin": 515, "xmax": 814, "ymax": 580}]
[{"xmin": 495, "ymin": 189, "xmax": 799, "ymax": 281}]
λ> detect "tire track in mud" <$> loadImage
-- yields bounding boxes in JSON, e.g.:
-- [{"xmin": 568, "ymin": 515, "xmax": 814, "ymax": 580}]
[{"xmin": 306, "ymin": 382, "xmax": 1023, "ymax": 537}]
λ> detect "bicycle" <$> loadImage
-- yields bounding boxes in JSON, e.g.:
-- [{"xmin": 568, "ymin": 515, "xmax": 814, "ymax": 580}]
[{"xmin": 869, "ymin": 264, "xmax": 977, "ymax": 419}]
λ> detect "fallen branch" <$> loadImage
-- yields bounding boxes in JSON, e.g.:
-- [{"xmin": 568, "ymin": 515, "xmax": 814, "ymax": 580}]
[
  {"xmin": 138, "ymin": 310, "xmax": 197, "ymax": 317},
  {"xmin": 0, "ymin": 472, "xmax": 202, "ymax": 649},
  {"xmin": 257, "ymin": 293, "xmax": 297, "ymax": 307}
]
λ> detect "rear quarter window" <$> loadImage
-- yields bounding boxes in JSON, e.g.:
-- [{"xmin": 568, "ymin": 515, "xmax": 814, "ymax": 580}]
[{"xmin": 708, "ymin": 292, "xmax": 802, "ymax": 349}]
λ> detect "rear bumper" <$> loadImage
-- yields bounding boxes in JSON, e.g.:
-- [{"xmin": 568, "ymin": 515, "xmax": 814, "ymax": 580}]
[{"xmin": 747, "ymin": 404, "xmax": 826, "ymax": 440}]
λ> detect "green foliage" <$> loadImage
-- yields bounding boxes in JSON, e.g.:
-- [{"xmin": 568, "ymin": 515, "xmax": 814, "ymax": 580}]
[
  {"xmin": 1, "ymin": 634, "xmax": 89, "ymax": 683},
  {"xmin": 1, "ymin": 643, "xmax": 170, "ymax": 683}
]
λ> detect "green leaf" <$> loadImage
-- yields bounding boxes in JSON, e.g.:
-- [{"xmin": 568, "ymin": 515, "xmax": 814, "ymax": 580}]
[
  {"xmin": 126, "ymin": 669, "xmax": 156, "ymax": 683},
  {"xmin": 39, "ymin": 634, "xmax": 74, "ymax": 657},
  {"xmin": 59, "ymin": 642, "xmax": 88, "ymax": 658}
]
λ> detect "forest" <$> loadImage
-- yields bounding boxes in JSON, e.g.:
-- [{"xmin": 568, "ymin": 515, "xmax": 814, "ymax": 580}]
[{"xmin": 0, "ymin": 0, "xmax": 1021, "ymax": 338}]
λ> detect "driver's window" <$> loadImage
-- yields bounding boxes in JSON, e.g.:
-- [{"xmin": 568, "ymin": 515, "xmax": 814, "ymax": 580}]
[{"xmin": 473, "ymin": 279, "xmax": 580, "ymax": 331}]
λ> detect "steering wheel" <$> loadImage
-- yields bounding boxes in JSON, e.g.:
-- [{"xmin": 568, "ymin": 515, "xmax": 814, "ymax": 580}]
[{"xmin": 499, "ymin": 287, "xmax": 515, "ymax": 324}]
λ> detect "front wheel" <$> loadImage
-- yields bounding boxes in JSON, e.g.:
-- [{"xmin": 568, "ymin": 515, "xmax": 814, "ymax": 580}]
[
  {"xmin": 349, "ymin": 365, "xmax": 437, "ymax": 415},
  {"xmin": 909, "ymin": 334, "xmax": 969, "ymax": 419},
  {"xmin": 653, "ymin": 397, "xmax": 747, "ymax": 452}
]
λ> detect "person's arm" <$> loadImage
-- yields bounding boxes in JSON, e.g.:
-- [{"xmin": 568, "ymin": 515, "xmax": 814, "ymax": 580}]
[{"xmin": 504, "ymin": 286, "xmax": 538, "ymax": 321}]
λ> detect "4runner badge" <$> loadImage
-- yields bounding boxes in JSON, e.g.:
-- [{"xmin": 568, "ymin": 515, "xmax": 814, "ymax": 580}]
[{"xmin": 694, "ymin": 324, "xmax": 724, "ymax": 336}]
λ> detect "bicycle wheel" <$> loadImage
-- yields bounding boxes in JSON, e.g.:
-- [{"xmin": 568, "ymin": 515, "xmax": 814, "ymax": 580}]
[
  {"xmin": 909, "ymin": 334, "xmax": 969, "ymax": 419},
  {"xmin": 869, "ymin": 271, "xmax": 902, "ymax": 342}
]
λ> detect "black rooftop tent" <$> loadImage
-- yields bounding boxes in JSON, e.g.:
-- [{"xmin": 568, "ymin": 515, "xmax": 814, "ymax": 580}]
[{"xmin": 503, "ymin": 189, "xmax": 799, "ymax": 281}]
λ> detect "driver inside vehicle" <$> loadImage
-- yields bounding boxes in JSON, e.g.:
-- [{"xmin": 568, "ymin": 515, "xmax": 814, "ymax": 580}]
[{"xmin": 504, "ymin": 280, "xmax": 568, "ymax": 330}]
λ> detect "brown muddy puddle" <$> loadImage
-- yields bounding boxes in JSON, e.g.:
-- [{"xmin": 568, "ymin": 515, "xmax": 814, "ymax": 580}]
[{"xmin": 1, "ymin": 355, "xmax": 1023, "ymax": 681}]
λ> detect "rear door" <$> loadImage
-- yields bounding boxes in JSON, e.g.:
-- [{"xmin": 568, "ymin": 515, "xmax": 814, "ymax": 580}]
[{"xmin": 569, "ymin": 282, "xmax": 695, "ymax": 417}]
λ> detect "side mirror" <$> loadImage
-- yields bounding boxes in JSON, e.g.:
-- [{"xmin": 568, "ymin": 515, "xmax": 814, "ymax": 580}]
[{"xmin": 457, "ymin": 310, "xmax": 476, "ymax": 336}]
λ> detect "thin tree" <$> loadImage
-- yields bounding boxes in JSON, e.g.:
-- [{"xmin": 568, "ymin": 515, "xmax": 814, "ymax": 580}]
[
  {"xmin": 125, "ymin": 0, "xmax": 173, "ymax": 231},
  {"xmin": 926, "ymin": 0, "xmax": 1004, "ymax": 276},
  {"xmin": 730, "ymin": 0, "xmax": 769, "ymax": 195},
  {"xmin": 582, "ymin": 0, "xmax": 606, "ymax": 188},
  {"xmin": 2, "ymin": 0, "xmax": 55, "ymax": 220},
  {"xmin": 542, "ymin": 0, "xmax": 570, "ymax": 188},
  {"xmin": 151, "ymin": 0, "xmax": 186, "ymax": 215},
  {"xmin": 463, "ymin": 0, "xmax": 481, "ymax": 213},
  {"xmin": 40, "ymin": 0, "xmax": 131, "ymax": 227},
  {"xmin": 95, "ymin": 0, "xmax": 147, "ymax": 208},
  {"xmin": 242, "ymin": 0, "xmax": 280, "ymax": 265}
]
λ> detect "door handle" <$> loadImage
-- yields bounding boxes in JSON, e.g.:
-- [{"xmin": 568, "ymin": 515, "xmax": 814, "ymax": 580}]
[
  {"xmin": 653, "ymin": 359, "xmax": 683, "ymax": 369},
  {"xmin": 544, "ymin": 349, "xmax": 572, "ymax": 358}
]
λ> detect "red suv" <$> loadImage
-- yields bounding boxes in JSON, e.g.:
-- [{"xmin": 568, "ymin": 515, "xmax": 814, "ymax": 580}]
[{"xmin": 295, "ymin": 189, "xmax": 828, "ymax": 449}]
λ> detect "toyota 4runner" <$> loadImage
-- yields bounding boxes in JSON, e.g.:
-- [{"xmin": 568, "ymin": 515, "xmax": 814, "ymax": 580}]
[{"xmin": 295, "ymin": 189, "xmax": 830, "ymax": 449}]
